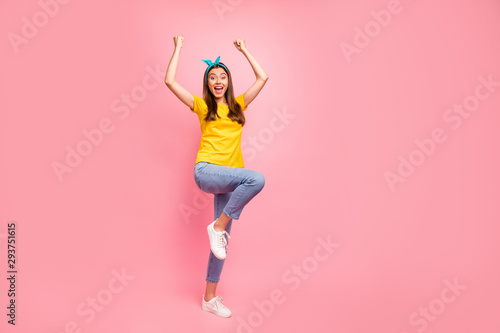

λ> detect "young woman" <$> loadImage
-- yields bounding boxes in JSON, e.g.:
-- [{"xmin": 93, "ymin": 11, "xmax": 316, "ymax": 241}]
[{"xmin": 164, "ymin": 36, "xmax": 269, "ymax": 318}]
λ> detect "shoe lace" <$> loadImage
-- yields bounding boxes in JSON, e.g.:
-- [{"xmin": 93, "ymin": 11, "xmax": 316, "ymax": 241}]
[
  {"xmin": 216, "ymin": 230, "xmax": 230, "ymax": 249},
  {"xmin": 213, "ymin": 296, "xmax": 226, "ymax": 310}
]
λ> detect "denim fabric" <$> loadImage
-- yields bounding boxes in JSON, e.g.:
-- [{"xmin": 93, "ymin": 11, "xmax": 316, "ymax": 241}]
[{"xmin": 193, "ymin": 162, "xmax": 265, "ymax": 283}]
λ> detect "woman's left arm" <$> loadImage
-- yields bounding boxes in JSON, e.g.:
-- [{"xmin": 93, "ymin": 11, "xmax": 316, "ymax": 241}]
[{"xmin": 234, "ymin": 38, "xmax": 269, "ymax": 108}]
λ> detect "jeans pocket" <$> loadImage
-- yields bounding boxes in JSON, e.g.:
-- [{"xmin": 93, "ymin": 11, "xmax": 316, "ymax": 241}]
[{"xmin": 194, "ymin": 162, "xmax": 209, "ymax": 173}]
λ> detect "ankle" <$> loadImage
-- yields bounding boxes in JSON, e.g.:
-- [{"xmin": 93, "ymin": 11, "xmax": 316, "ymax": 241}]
[
  {"xmin": 213, "ymin": 220, "xmax": 225, "ymax": 232},
  {"xmin": 204, "ymin": 294, "xmax": 215, "ymax": 302}
]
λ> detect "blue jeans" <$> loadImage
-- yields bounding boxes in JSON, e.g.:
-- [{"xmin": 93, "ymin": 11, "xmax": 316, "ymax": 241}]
[{"xmin": 193, "ymin": 161, "xmax": 265, "ymax": 283}]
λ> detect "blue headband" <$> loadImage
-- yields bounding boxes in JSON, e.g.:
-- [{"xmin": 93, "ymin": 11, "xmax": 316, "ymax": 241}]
[{"xmin": 202, "ymin": 56, "xmax": 228, "ymax": 78}]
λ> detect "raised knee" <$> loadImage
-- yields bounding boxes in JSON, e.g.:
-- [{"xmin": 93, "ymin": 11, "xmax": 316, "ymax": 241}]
[{"xmin": 253, "ymin": 172, "xmax": 265, "ymax": 190}]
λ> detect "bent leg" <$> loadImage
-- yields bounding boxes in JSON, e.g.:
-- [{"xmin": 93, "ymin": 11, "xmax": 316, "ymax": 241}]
[
  {"xmin": 195, "ymin": 162, "xmax": 265, "ymax": 297},
  {"xmin": 194, "ymin": 163, "xmax": 265, "ymax": 220}
]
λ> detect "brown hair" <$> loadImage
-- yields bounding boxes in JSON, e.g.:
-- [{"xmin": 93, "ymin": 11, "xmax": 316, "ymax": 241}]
[{"xmin": 203, "ymin": 63, "xmax": 246, "ymax": 126}]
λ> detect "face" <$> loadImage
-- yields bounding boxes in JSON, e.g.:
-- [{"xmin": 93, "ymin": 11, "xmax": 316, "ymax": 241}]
[{"xmin": 207, "ymin": 67, "xmax": 228, "ymax": 99}]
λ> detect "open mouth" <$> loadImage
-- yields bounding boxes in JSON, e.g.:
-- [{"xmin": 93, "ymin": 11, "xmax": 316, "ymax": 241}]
[{"xmin": 214, "ymin": 86, "xmax": 224, "ymax": 94}]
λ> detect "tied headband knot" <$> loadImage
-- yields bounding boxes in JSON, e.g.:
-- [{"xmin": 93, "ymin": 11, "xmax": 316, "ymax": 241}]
[{"xmin": 202, "ymin": 56, "xmax": 228, "ymax": 78}]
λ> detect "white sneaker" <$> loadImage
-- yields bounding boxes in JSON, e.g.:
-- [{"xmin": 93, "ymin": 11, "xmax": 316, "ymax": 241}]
[
  {"xmin": 202, "ymin": 295, "xmax": 232, "ymax": 318},
  {"xmin": 207, "ymin": 220, "xmax": 230, "ymax": 260}
]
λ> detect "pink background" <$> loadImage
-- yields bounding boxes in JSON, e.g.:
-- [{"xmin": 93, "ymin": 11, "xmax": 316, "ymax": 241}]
[{"xmin": 1, "ymin": 0, "xmax": 500, "ymax": 332}]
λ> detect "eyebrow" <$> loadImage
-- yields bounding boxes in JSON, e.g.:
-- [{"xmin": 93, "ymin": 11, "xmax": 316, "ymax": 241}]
[{"xmin": 209, "ymin": 73, "xmax": 226, "ymax": 77}]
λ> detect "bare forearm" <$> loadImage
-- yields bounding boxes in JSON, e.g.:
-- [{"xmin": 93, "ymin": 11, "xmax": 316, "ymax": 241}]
[
  {"xmin": 242, "ymin": 49, "xmax": 268, "ymax": 81},
  {"xmin": 165, "ymin": 46, "xmax": 182, "ymax": 85}
]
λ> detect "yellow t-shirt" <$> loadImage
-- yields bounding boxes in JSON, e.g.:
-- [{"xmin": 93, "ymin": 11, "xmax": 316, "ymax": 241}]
[{"xmin": 190, "ymin": 93, "xmax": 247, "ymax": 168}]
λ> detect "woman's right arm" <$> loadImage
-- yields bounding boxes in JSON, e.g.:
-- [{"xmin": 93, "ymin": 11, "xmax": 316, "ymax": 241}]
[{"xmin": 164, "ymin": 36, "xmax": 194, "ymax": 110}]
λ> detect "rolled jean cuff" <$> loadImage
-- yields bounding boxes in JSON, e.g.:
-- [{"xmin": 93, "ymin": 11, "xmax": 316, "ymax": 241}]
[
  {"xmin": 223, "ymin": 208, "xmax": 239, "ymax": 220},
  {"xmin": 206, "ymin": 278, "xmax": 220, "ymax": 283}
]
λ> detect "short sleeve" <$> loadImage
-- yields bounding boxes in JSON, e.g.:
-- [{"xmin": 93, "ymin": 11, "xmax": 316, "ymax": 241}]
[
  {"xmin": 236, "ymin": 94, "xmax": 247, "ymax": 111},
  {"xmin": 190, "ymin": 94, "xmax": 206, "ymax": 114}
]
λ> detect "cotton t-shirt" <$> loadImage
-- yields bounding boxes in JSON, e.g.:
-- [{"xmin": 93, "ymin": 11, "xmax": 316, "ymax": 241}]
[{"xmin": 190, "ymin": 94, "xmax": 247, "ymax": 168}]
